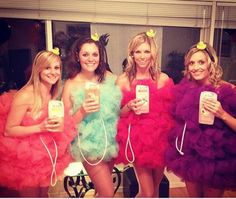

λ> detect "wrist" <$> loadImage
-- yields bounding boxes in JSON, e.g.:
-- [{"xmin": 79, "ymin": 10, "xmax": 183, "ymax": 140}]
[
  {"xmin": 80, "ymin": 106, "xmax": 87, "ymax": 117},
  {"xmin": 126, "ymin": 103, "xmax": 131, "ymax": 110},
  {"xmin": 220, "ymin": 111, "xmax": 228, "ymax": 121}
]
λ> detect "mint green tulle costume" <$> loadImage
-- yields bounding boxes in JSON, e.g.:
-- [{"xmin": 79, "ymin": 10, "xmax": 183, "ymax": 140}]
[{"xmin": 70, "ymin": 76, "xmax": 121, "ymax": 162}]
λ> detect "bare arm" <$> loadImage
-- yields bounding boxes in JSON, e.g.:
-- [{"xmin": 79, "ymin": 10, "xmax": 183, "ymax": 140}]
[{"xmin": 5, "ymin": 91, "xmax": 42, "ymax": 137}]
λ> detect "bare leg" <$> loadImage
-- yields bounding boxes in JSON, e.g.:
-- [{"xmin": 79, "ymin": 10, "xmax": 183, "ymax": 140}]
[
  {"xmin": 108, "ymin": 159, "xmax": 115, "ymax": 174},
  {"xmin": 134, "ymin": 165, "xmax": 154, "ymax": 198},
  {"xmin": 152, "ymin": 166, "xmax": 164, "ymax": 198},
  {"xmin": 185, "ymin": 181, "xmax": 203, "ymax": 197},
  {"xmin": 204, "ymin": 186, "xmax": 224, "ymax": 198},
  {"xmin": 83, "ymin": 161, "xmax": 114, "ymax": 198}
]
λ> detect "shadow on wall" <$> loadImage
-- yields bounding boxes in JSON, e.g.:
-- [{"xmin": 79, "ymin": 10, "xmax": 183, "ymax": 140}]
[{"xmin": 164, "ymin": 51, "xmax": 185, "ymax": 84}]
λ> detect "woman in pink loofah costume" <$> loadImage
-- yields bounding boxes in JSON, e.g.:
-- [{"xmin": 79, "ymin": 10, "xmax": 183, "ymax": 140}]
[
  {"xmin": 115, "ymin": 30, "xmax": 174, "ymax": 197},
  {"xmin": 0, "ymin": 50, "xmax": 76, "ymax": 197}
]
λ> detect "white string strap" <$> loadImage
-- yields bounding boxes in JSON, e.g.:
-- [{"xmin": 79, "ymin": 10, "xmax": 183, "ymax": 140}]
[
  {"xmin": 40, "ymin": 136, "xmax": 58, "ymax": 187},
  {"xmin": 125, "ymin": 123, "xmax": 135, "ymax": 163},
  {"xmin": 175, "ymin": 122, "xmax": 187, "ymax": 156},
  {"xmin": 78, "ymin": 115, "xmax": 108, "ymax": 166}
]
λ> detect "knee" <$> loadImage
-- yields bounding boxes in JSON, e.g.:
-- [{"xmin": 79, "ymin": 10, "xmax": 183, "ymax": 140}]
[
  {"xmin": 140, "ymin": 189, "xmax": 155, "ymax": 198},
  {"xmin": 98, "ymin": 188, "xmax": 114, "ymax": 197}
]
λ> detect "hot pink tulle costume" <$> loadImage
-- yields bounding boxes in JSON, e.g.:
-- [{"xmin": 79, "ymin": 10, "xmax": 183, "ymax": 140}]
[
  {"xmin": 0, "ymin": 91, "xmax": 76, "ymax": 190},
  {"xmin": 166, "ymin": 78, "xmax": 236, "ymax": 190},
  {"xmin": 116, "ymin": 79, "xmax": 174, "ymax": 168}
]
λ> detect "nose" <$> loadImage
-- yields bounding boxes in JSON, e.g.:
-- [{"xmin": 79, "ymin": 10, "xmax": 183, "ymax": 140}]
[
  {"xmin": 88, "ymin": 55, "xmax": 94, "ymax": 62},
  {"xmin": 50, "ymin": 68, "xmax": 59, "ymax": 75},
  {"xmin": 140, "ymin": 52, "xmax": 145, "ymax": 59},
  {"xmin": 190, "ymin": 62, "xmax": 199, "ymax": 71}
]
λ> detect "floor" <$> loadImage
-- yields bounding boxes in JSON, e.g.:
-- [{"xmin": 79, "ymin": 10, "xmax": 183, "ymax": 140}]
[{"xmin": 48, "ymin": 165, "xmax": 236, "ymax": 198}]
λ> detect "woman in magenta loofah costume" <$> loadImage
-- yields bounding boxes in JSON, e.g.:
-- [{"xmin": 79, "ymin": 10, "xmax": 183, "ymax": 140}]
[
  {"xmin": 166, "ymin": 41, "xmax": 236, "ymax": 197},
  {"xmin": 115, "ymin": 31, "xmax": 174, "ymax": 197},
  {"xmin": 0, "ymin": 50, "xmax": 76, "ymax": 197}
]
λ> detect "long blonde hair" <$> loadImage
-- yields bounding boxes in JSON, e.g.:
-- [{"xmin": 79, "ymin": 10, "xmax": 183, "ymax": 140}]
[
  {"xmin": 184, "ymin": 42, "xmax": 223, "ymax": 86},
  {"xmin": 125, "ymin": 32, "xmax": 160, "ymax": 84},
  {"xmin": 21, "ymin": 50, "xmax": 62, "ymax": 116}
]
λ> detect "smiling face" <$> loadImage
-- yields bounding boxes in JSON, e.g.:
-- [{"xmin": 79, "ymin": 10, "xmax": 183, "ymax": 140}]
[
  {"xmin": 133, "ymin": 42, "xmax": 152, "ymax": 70},
  {"xmin": 188, "ymin": 51, "xmax": 210, "ymax": 85},
  {"xmin": 40, "ymin": 59, "xmax": 61, "ymax": 86},
  {"xmin": 78, "ymin": 43, "xmax": 100, "ymax": 73}
]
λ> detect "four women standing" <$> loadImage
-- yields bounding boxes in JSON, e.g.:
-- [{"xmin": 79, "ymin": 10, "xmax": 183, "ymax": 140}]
[{"xmin": 1, "ymin": 31, "xmax": 235, "ymax": 198}]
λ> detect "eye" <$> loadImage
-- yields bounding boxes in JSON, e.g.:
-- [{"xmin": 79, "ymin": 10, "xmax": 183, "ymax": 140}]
[
  {"xmin": 144, "ymin": 50, "xmax": 151, "ymax": 54},
  {"xmin": 82, "ymin": 52, "xmax": 88, "ymax": 57},
  {"xmin": 198, "ymin": 60, "xmax": 205, "ymax": 65},
  {"xmin": 93, "ymin": 52, "xmax": 99, "ymax": 57},
  {"xmin": 134, "ymin": 50, "xmax": 141, "ymax": 54},
  {"xmin": 55, "ymin": 66, "xmax": 61, "ymax": 70},
  {"xmin": 189, "ymin": 61, "xmax": 194, "ymax": 66}
]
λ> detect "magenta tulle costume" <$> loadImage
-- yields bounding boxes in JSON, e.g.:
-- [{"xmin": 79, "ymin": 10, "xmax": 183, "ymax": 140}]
[
  {"xmin": 116, "ymin": 79, "xmax": 174, "ymax": 168},
  {"xmin": 166, "ymin": 78, "xmax": 236, "ymax": 190},
  {"xmin": 0, "ymin": 91, "xmax": 76, "ymax": 190}
]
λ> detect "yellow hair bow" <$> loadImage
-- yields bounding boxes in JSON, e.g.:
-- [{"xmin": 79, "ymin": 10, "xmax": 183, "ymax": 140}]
[
  {"xmin": 51, "ymin": 47, "xmax": 60, "ymax": 55},
  {"xmin": 196, "ymin": 41, "xmax": 207, "ymax": 50},
  {"xmin": 91, "ymin": 32, "xmax": 100, "ymax": 41},
  {"xmin": 146, "ymin": 29, "xmax": 156, "ymax": 38}
]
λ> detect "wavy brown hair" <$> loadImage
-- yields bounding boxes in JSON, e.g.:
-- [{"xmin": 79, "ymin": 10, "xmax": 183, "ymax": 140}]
[{"xmin": 184, "ymin": 42, "xmax": 223, "ymax": 86}]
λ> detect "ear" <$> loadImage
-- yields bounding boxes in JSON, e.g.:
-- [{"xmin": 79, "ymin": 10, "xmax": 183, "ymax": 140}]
[{"xmin": 75, "ymin": 51, "xmax": 80, "ymax": 61}]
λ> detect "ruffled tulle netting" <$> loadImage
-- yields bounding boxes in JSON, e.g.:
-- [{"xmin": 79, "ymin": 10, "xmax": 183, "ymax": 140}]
[
  {"xmin": 116, "ymin": 79, "xmax": 174, "ymax": 168},
  {"xmin": 70, "ymin": 76, "xmax": 122, "ymax": 161},
  {"xmin": 0, "ymin": 91, "xmax": 76, "ymax": 190},
  {"xmin": 166, "ymin": 78, "xmax": 236, "ymax": 190}
]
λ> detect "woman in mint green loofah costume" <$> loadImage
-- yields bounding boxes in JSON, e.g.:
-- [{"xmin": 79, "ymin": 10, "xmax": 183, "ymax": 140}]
[{"xmin": 62, "ymin": 35, "xmax": 121, "ymax": 197}]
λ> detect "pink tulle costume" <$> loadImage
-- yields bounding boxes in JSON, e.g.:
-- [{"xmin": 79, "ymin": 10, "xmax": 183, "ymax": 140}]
[
  {"xmin": 0, "ymin": 91, "xmax": 76, "ymax": 190},
  {"xmin": 166, "ymin": 78, "xmax": 236, "ymax": 190},
  {"xmin": 115, "ymin": 79, "xmax": 174, "ymax": 168}
]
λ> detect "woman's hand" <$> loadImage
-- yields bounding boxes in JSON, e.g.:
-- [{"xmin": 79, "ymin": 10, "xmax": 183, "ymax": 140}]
[
  {"xmin": 82, "ymin": 97, "xmax": 100, "ymax": 114},
  {"xmin": 203, "ymin": 98, "xmax": 225, "ymax": 119},
  {"xmin": 126, "ymin": 98, "xmax": 145, "ymax": 114},
  {"xmin": 40, "ymin": 117, "xmax": 64, "ymax": 132}
]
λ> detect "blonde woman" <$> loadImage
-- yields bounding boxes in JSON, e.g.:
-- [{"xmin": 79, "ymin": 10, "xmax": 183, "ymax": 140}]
[
  {"xmin": 166, "ymin": 41, "xmax": 236, "ymax": 197},
  {"xmin": 115, "ymin": 31, "xmax": 174, "ymax": 197},
  {"xmin": 0, "ymin": 50, "xmax": 76, "ymax": 197}
]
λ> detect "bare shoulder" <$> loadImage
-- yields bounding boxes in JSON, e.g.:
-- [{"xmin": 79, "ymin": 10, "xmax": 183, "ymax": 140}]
[
  {"xmin": 116, "ymin": 73, "xmax": 129, "ymax": 88},
  {"xmin": 13, "ymin": 86, "xmax": 33, "ymax": 106},
  {"xmin": 159, "ymin": 72, "xmax": 170, "ymax": 82},
  {"xmin": 63, "ymin": 78, "xmax": 74, "ymax": 91},
  {"xmin": 105, "ymin": 70, "xmax": 114, "ymax": 77},
  {"xmin": 105, "ymin": 71, "xmax": 117, "ymax": 79},
  {"xmin": 157, "ymin": 72, "xmax": 170, "ymax": 88}
]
